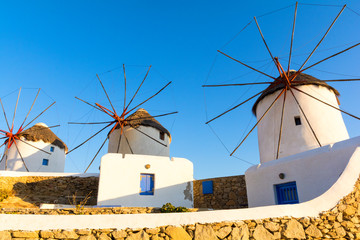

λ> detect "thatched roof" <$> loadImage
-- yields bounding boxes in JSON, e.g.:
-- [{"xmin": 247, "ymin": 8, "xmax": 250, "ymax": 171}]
[
  {"xmin": 122, "ymin": 108, "xmax": 171, "ymax": 138},
  {"xmin": 252, "ymin": 71, "xmax": 340, "ymax": 115},
  {"xmin": 18, "ymin": 123, "xmax": 68, "ymax": 152}
]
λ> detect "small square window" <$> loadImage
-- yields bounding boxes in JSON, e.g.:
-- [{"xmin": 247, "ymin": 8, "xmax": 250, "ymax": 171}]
[
  {"xmin": 202, "ymin": 180, "xmax": 213, "ymax": 194},
  {"xmin": 50, "ymin": 146, "xmax": 55, "ymax": 152},
  {"xmin": 275, "ymin": 181, "xmax": 299, "ymax": 205},
  {"xmin": 42, "ymin": 159, "xmax": 49, "ymax": 166},
  {"xmin": 140, "ymin": 173, "xmax": 155, "ymax": 195},
  {"xmin": 294, "ymin": 116, "xmax": 301, "ymax": 126},
  {"xmin": 159, "ymin": 131, "xmax": 165, "ymax": 140}
]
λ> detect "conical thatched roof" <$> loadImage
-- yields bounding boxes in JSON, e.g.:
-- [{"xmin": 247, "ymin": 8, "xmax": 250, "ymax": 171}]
[
  {"xmin": 18, "ymin": 123, "xmax": 68, "ymax": 152},
  {"xmin": 252, "ymin": 71, "xmax": 340, "ymax": 115},
  {"xmin": 122, "ymin": 108, "xmax": 171, "ymax": 138}
]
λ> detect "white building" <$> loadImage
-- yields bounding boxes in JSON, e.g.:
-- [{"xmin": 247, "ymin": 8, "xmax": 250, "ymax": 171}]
[
  {"xmin": 97, "ymin": 154, "xmax": 193, "ymax": 208},
  {"xmin": 98, "ymin": 108, "xmax": 194, "ymax": 208},
  {"xmin": 0, "ymin": 123, "xmax": 67, "ymax": 172},
  {"xmin": 108, "ymin": 108, "xmax": 171, "ymax": 157},
  {"xmin": 245, "ymin": 72, "xmax": 353, "ymax": 207}
]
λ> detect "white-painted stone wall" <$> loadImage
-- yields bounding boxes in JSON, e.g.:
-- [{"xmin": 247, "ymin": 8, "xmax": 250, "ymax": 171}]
[
  {"xmin": 256, "ymin": 85, "xmax": 349, "ymax": 163},
  {"xmin": 245, "ymin": 136, "xmax": 360, "ymax": 207},
  {"xmin": 108, "ymin": 126, "xmax": 170, "ymax": 157},
  {"xmin": 97, "ymin": 153, "xmax": 193, "ymax": 208},
  {"xmin": 1, "ymin": 143, "xmax": 360, "ymax": 231},
  {"xmin": 0, "ymin": 139, "xmax": 66, "ymax": 172}
]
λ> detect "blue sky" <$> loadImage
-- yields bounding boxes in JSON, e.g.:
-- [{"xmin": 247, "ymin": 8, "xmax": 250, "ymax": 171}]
[{"xmin": 0, "ymin": 0, "xmax": 360, "ymax": 179}]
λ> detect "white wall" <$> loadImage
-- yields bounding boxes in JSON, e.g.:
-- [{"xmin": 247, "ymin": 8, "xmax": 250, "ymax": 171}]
[
  {"xmin": 256, "ymin": 85, "xmax": 349, "ymax": 163},
  {"xmin": 1, "ymin": 144, "xmax": 360, "ymax": 231},
  {"xmin": 97, "ymin": 153, "xmax": 193, "ymax": 208},
  {"xmin": 108, "ymin": 126, "xmax": 170, "ymax": 157},
  {"xmin": 0, "ymin": 138, "xmax": 66, "ymax": 172},
  {"xmin": 245, "ymin": 136, "xmax": 360, "ymax": 207}
]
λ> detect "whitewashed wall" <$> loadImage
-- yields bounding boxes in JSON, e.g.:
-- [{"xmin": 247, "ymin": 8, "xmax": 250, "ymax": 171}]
[
  {"xmin": 256, "ymin": 85, "xmax": 349, "ymax": 163},
  {"xmin": 97, "ymin": 153, "xmax": 193, "ymax": 208},
  {"xmin": 1, "ymin": 144, "xmax": 360, "ymax": 231},
  {"xmin": 108, "ymin": 126, "xmax": 170, "ymax": 157},
  {"xmin": 0, "ymin": 139, "xmax": 66, "ymax": 172},
  {"xmin": 245, "ymin": 136, "xmax": 360, "ymax": 207}
]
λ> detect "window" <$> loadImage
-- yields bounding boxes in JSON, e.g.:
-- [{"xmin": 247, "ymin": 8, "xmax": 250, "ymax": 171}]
[
  {"xmin": 202, "ymin": 180, "xmax": 213, "ymax": 194},
  {"xmin": 294, "ymin": 116, "xmax": 301, "ymax": 126},
  {"xmin": 42, "ymin": 159, "xmax": 49, "ymax": 166},
  {"xmin": 275, "ymin": 181, "xmax": 299, "ymax": 204},
  {"xmin": 140, "ymin": 173, "xmax": 154, "ymax": 195},
  {"xmin": 50, "ymin": 146, "xmax": 55, "ymax": 152},
  {"xmin": 159, "ymin": 131, "xmax": 165, "ymax": 140}
]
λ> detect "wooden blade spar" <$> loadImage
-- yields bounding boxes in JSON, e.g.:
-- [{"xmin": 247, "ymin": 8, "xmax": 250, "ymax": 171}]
[
  {"xmin": 84, "ymin": 135, "xmax": 108, "ymax": 173},
  {"xmin": 0, "ymin": 98, "xmax": 11, "ymax": 131},
  {"xmin": 297, "ymin": 4, "xmax": 346, "ymax": 72},
  {"xmin": 23, "ymin": 102, "xmax": 56, "ymax": 129},
  {"xmin": 13, "ymin": 140, "xmax": 29, "ymax": 172},
  {"xmin": 217, "ymin": 50, "xmax": 276, "ymax": 80},
  {"xmin": 287, "ymin": 2, "xmax": 298, "ymax": 75},
  {"xmin": 254, "ymin": 17, "xmax": 276, "ymax": 65},
  {"xmin": 230, "ymin": 88, "xmax": 286, "ymax": 156},
  {"xmin": 126, "ymin": 81, "xmax": 172, "ymax": 115},
  {"xmin": 11, "ymin": 88, "xmax": 22, "ymax": 131},
  {"xmin": 291, "ymin": 86, "xmax": 360, "ymax": 121},
  {"xmin": 276, "ymin": 88, "xmax": 287, "ymax": 159},
  {"xmin": 300, "ymin": 41, "xmax": 360, "ymax": 72},
  {"xmin": 96, "ymin": 74, "xmax": 117, "ymax": 115},
  {"xmin": 20, "ymin": 88, "xmax": 40, "ymax": 128},
  {"xmin": 202, "ymin": 82, "xmax": 272, "ymax": 87},
  {"xmin": 123, "ymin": 64, "xmax": 127, "ymax": 112},
  {"xmin": 125, "ymin": 65, "xmax": 152, "ymax": 111}
]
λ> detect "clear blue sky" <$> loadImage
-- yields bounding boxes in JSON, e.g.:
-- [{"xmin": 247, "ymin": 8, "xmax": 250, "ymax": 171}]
[{"xmin": 0, "ymin": 0, "xmax": 360, "ymax": 179}]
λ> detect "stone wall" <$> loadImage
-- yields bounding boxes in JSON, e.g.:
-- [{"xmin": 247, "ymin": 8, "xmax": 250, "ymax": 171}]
[
  {"xmin": 193, "ymin": 175, "xmax": 248, "ymax": 209},
  {"xmin": 1, "ymin": 176, "xmax": 360, "ymax": 239},
  {"xmin": 0, "ymin": 176, "xmax": 99, "ymax": 206}
]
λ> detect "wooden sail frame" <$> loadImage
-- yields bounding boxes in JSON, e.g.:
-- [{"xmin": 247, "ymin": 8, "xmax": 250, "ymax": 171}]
[
  {"xmin": 0, "ymin": 88, "xmax": 57, "ymax": 171},
  {"xmin": 69, "ymin": 64, "xmax": 177, "ymax": 173},
  {"xmin": 203, "ymin": 3, "xmax": 360, "ymax": 158}
]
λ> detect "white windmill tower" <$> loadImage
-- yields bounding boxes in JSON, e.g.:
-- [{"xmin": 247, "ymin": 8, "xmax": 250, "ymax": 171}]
[
  {"xmin": 0, "ymin": 123, "xmax": 67, "ymax": 172},
  {"xmin": 108, "ymin": 108, "xmax": 171, "ymax": 157},
  {"xmin": 203, "ymin": 3, "xmax": 360, "ymax": 207}
]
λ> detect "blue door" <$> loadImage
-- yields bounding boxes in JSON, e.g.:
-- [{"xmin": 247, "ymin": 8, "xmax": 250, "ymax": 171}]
[
  {"xmin": 275, "ymin": 181, "xmax": 299, "ymax": 204},
  {"xmin": 140, "ymin": 173, "xmax": 154, "ymax": 195}
]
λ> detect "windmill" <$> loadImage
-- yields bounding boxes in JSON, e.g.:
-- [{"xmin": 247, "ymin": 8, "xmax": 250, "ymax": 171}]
[
  {"xmin": 68, "ymin": 64, "xmax": 177, "ymax": 173},
  {"xmin": 203, "ymin": 3, "xmax": 360, "ymax": 163},
  {"xmin": 0, "ymin": 88, "xmax": 60, "ymax": 171}
]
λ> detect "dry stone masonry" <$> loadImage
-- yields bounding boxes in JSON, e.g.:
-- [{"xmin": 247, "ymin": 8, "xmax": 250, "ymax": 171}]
[
  {"xmin": 1, "ymin": 176, "xmax": 360, "ymax": 239},
  {"xmin": 0, "ymin": 176, "xmax": 98, "ymax": 206},
  {"xmin": 193, "ymin": 175, "xmax": 248, "ymax": 209}
]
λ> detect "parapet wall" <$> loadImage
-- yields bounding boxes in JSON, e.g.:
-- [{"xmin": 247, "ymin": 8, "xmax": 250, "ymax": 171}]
[
  {"xmin": 193, "ymin": 175, "xmax": 248, "ymax": 209},
  {"xmin": 0, "ymin": 175, "xmax": 98, "ymax": 206},
  {"xmin": 0, "ymin": 176, "xmax": 359, "ymax": 239}
]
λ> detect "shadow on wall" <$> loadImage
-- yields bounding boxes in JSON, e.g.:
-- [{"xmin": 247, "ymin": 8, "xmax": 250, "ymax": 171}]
[
  {"xmin": 4, "ymin": 176, "xmax": 99, "ymax": 206},
  {"xmin": 98, "ymin": 181, "xmax": 193, "ymax": 208}
]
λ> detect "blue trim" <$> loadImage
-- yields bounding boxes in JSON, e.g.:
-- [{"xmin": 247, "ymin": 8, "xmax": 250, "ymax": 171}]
[
  {"xmin": 202, "ymin": 180, "xmax": 213, "ymax": 194},
  {"xmin": 275, "ymin": 181, "xmax": 299, "ymax": 204},
  {"xmin": 140, "ymin": 173, "xmax": 154, "ymax": 195},
  {"xmin": 42, "ymin": 159, "xmax": 49, "ymax": 166}
]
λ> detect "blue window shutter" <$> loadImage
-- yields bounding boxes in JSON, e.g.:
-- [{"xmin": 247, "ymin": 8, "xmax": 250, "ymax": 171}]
[
  {"xmin": 140, "ymin": 174, "xmax": 155, "ymax": 195},
  {"xmin": 202, "ymin": 180, "xmax": 213, "ymax": 194},
  {"xmin": 275, "ymin": 181, "xmax": 299, "ymax": 204},
  {"xmin": 42, "ymin": 159, "xmax": 49, "ymax": 166}
]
